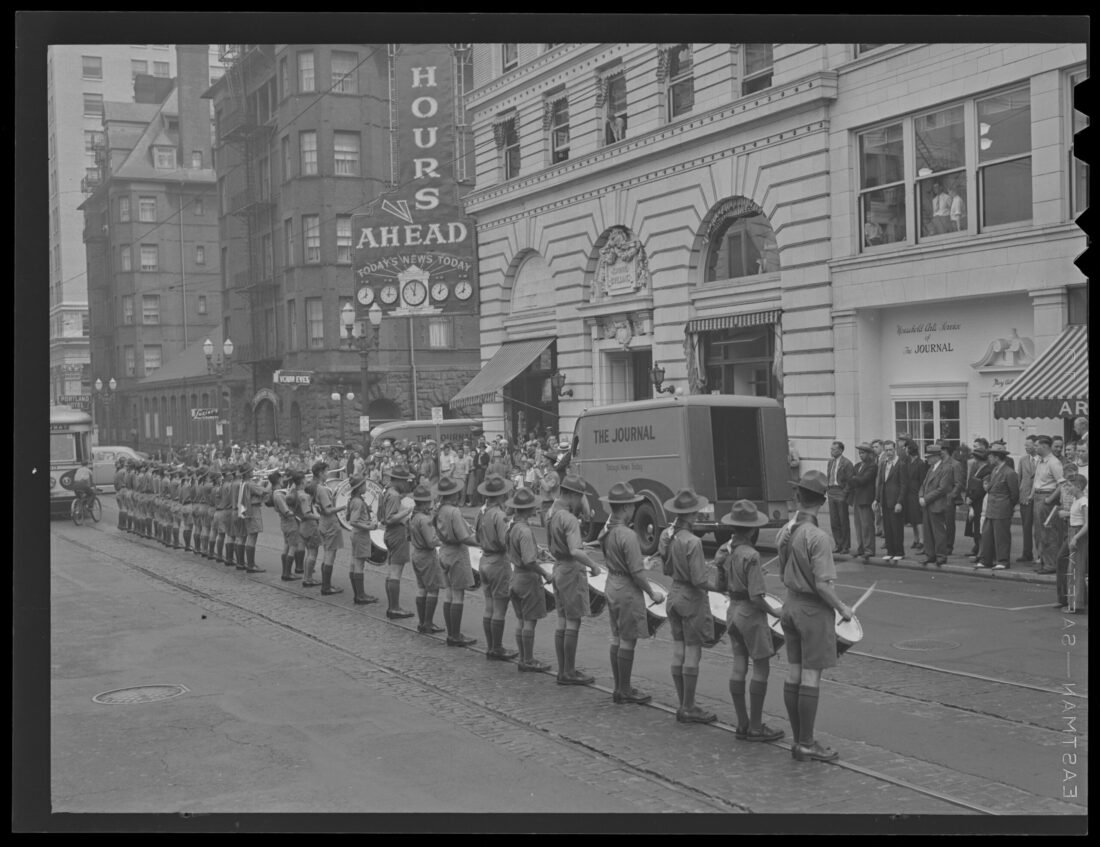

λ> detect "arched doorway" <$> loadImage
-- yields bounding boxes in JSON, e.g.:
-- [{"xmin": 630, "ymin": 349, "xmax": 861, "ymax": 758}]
[
  {"xmin": 254, "ymin": 399, "xmax": 277, "ymax": 443},
  {"xmin": 368, "ymin": 398, "xmax": 402, "ymax": 424}
]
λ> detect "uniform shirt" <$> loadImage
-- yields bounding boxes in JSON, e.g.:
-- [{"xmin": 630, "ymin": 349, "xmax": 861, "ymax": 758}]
[
  {"xmin": 714, "ymin": 540, "xmax": 766, "ymax": 599},
  {"xmin": 663, "ymin": 527, "xmax": 708, "ymax": 589},
  {"xmin": 272, "ymin": 489, "xmax": 294, "ymax": 522},
  {"xmin": 601, "ymin": 516, "xmax": 645, "ymax": 580},
  {"xmin": 346, "ymin": 495, "xmax": 374, "ymax": 533},
  {"xmin": 547, "ymin": 500, "xmax": 583, "ymax": 563},
  {"xmin": 1032, "ymin": 454, "xmax": 1065, "ymax": 493},
  {"xmin": 201, "ymin": 481, "xmax": 216, "ymax": 506},
  {"xmin": 476, "ymin": 504, "xmax": 510, "ymax": 563},
  {"xmin": 506, "ymin": 518, "xmax": 539, "ymax": 571},
  {"xmin": 215, "ymin": 481, "xmax": 233, "ymax": 510},
  {"xmin": 378, "ymin": 487, "xmax": 408, "ymax": 546},
  {"xmin": 408, "ymin": 509, "xmax": 439, "ymax": 553},
  {"xmin": 297, "ymin": 489, "xmax": 319, "ymax": 524},
  {"xmin": 244, "ymin": 481, "xmax": 266, "ymax": 517},
  {"xmin": 776, "ymin": 513, "xmax": 836, "ymax": 598},
  {"xmin": 228, "ymin": 479, "xmax": 243, "ymax": 513},
  {"xmin": 115, "ymin": 468, "xmax": 127, "ymax": 490},
  {"xmin": 315, "ymin": 483, "xmax": 340, "ymax": 528},
  {"xmin": 435, "ymin": 503, "xmax": 474, "ymax": 560}
]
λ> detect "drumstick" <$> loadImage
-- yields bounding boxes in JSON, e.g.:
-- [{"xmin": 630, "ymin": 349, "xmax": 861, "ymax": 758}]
[{"xmin": 851, "ymin": 581, "xmax": 878, "ymax": 614}]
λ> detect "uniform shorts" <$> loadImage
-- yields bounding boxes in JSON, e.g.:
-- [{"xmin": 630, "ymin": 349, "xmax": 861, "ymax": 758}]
[
  {"xmin": 479, "ymin": 556, "xmax": 513, "ymax": 602},
  {"xmin": 728, "ymin": 600, "xmax": 777, "ymax": 660},
  {"xmin": 411, "ymin": 550, "xmax": 445, "ymax": 591},
  {"xmin": 781, "ymin": 596, "xmax": 837, "ymax": 671},
  {"xmin": 181, "ymin": 504, "xmax": 194, "ymax": 527},
  {"xmin": 213, "ymin": 509, "xmax": 232, "ymax": 535},
  {"xmin": 552, "ymin": 561, "xmax": 591, "ymax": 620},
  {"xmin": 442, "ymin": 555, "xmax": 476, "ymax": 591},
  {"xmin": 281, "ymin": 517, "xmax": 301, "ymax": 548},
  {"xmin": 300, "ymin": 521, "xmax": 321, "ymax": 551},
  {"xmin": 510, "ymin": 569, "xmax": 548, "ymax": 620},
  {"xmin": 667, "ymin": 583, "xmax": 714, "ymax": 647},
  {"xmin": 230, "ymin": 515, "xmax": 247, "ymax": 539},
  {"xmin": 244, "ymin": 513, "xmax": 263, "ymax": 535},
  {"xmin": 350, "ymin": 530, "xmax": 373, "ymax": 561},
  {"xmin": 319, "ymin": 519, "xmax": 343, "ymax": 552},
  {"xmin": 605, "ymin": 575, "xmax": 649, "ymax": 642},
  {"xmin": 384, "ymin": 530, "xmax": 410, "ymax": 567}
]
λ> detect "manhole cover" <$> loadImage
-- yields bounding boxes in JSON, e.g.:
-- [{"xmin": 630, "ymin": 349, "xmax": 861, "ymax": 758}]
[
  {"xmin": 92, "ymin": 684, "xmax": 189, "ymax": 705},
  {"xmin": 893, "ymin": 639, "xmax": 960, "ymax": 652}
]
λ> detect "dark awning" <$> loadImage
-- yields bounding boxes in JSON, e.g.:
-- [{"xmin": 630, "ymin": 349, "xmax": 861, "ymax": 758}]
[
  {"xmin": 450, "ymin": 337, "xmax": 555, "ymax": 411},
  {"xmin": 686, "ymin": 309, "xmax": 780, "ymax": 334},
  {"xmin": 994, "ymin": 325, "xmax": 1088, "ymax": 419}
]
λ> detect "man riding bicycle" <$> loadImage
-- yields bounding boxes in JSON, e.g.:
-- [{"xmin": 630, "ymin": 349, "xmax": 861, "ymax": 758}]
[{"xmin": 72, "ymin": 459, "xmax": 97, "ymax": 512}]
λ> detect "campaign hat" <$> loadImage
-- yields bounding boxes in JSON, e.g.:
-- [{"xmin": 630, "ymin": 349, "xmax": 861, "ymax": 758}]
[
  {"xmin": 559, "ymin": 472, "xmax": 588, "ymax": 495},
  {"xmin": 504, "ymin": 487, "xmax": 539, "ymax": 511},
  {"xmin": 386, "ymin": 464, "xmax": 413, "ymax": 481},
  {"xmin": 433, "ymin": 476, "xmax": 464, "ymax": 498},
  {"xmin": 791, "ymin": 470, "xmax": 829, "ymax": 498},
  {"xmin": 477, "ymin": 473, "xmax": 514, "ymax": 498},
  {"xmin": 410, "ymin": 484, "xmax": 434, "ymax": 503},
  {"xmin": 720, "ymin": 499, "xmax": 770, "ymax": 527},
  {"xmin": 663, "ymin": 488, "xmax": 709, "ymax": 514},
  {"xmin": 599, "ymin": 481, "xmax": 644, "ymax": 506}
]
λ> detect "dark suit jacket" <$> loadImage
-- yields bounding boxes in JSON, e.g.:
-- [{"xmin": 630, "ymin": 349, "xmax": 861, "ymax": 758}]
[
  {"xmin": 982, "ymin": 463, "xmax": 1020, "ymax": 519},
  {"xmin": 966, "ymin": 461, "xmax": 992, "ymax": 501},
  {"xmin": 919, "ymin": 458, "xmax": 955, "ymax": 513},
  {"xmin": 847, "ymin": 459, "xmax": 877, "ymax": 506},
  {"xmin": 949, "ymin": 457, "xmax": 966, "ymax": 504},
  {"xmin": 826, "ymin": 455, "xmax": 854, "ymax": 499},
  {"xmin": 876, "ymin": 457, "xmax": 908, "ymax": 509}
]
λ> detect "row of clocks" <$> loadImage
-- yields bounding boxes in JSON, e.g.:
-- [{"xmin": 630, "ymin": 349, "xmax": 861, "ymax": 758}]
[{"xmin": 357, "ymin": 280, "xmax": 474, "ymax": 307}]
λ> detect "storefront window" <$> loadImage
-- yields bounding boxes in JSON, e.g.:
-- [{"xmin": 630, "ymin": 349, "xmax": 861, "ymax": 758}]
[
  {"xmin": 859, "ymin": 124, "xmax": 906, "ymax": 248},
  {"xmin": 977, "ymin": 86, "xmax": 1032, "ymax": 228},
  {"xmin": 703, "ymin": 327, "xmax": 776, "ymax": 398},
  {"xmin": 895, "ymin": 399, "xmax": 961, "ymax": 454}
]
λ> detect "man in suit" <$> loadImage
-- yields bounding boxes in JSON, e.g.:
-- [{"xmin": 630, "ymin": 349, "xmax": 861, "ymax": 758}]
[
  {"xmin": 848, "ymin": 443, "xmax": 878, "ymax": 562},
  {"xmin": 976, "ymin": 441, "xmax": 1020, "ymax": 570},
  {"xmin": 943, "ymin": 443, "xmax": 966, "ymax": 555},
  {"xmin": 1016, "ymin": 436, "xmax": 1038, "ymax": 564},
  {"xmin": 871, "ymin": 439, "xmax": 886, "ymax": 538},
  {"xmin": 875, "ymin": 439, "xmax": 908, "ymax": 562},
  {"xmin": 826, "ymin": 441, "xmax": 854, "ymax": 555},
  {"xmin": 919, "ymin": 441, "xmax": 956, "ymax": 567},
  {"xmin": 964, "ymin": 441, "xmax": 992, "ymax": 559}
]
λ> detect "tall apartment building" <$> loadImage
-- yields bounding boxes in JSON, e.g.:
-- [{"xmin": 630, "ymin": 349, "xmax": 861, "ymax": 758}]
[
  {"xmin": 458, "ymin": 43, "xmax": 1087, "ymax": 463},
  {"xmin": 49, "ymin": 44, "xmax": 223, "ymax": 412},
  {"xmin": 205, "ymin": 44, "xmax": 479, "ymax": 447},
  {"xmin": 81, "ymin": 45, "xmax": 224, "ymax": 451}
]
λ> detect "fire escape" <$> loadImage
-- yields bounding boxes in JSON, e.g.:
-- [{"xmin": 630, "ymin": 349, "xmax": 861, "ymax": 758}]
[{"xmin": 218, "ymin": 45, "xmax": 279, "ymax": 372}]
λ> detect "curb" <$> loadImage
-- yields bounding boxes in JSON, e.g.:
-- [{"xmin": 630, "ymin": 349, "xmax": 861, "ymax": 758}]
[{"xmin": 837, "ymin": 553, "xmax": 1057, "ymax": 585}]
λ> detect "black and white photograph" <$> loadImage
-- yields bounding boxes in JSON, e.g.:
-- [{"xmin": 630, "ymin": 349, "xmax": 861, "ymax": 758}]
[{"xmin": 15, "ymin": 12, "xmax": 1089, "ymax": 834}]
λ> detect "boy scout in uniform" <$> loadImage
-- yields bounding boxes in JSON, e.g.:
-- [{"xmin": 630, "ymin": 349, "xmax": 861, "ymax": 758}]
[
  {"xmin": 313, "ymin": 465, "xmax": 344, "ymax": 595},
  {"xmin": 299, "ymin": 464, "xmax": 325, "ymax": 587},
  {"xmin": 239, "ymin": 467, "xmax": 268, "ymax": 573},
  {"xmin": 272, "ymin": 471, "xmax": 301, "ymax": 582},
  {"xmin": 115, "ymin": 460, "xmax": 128, "ymax": 531},
  {"xmin": 778, "ymin": 470, "xmax": 855, "ymax": 762},
  {"xmin": 378, "ymin": 465, "xmax": 416, "ymax": 618},
  {"xmin": 715, "ymin": 500, "xmax": 784, "ymax": 742},
  {"xmin": 476, "ymin": 474, "xmax": 517, "ymax": 660},
  {"xmin": 407, "ymin": 484, "xmax": 446, "ymax": 633},
  {"xmin": 345, "ymin": 475, "xmax": 380, "ymax": 604},
  {"xmin": 434, "ymin": 475, "xmax": 479, "ymax": 646},
  {"xmin": 600, "ymin": 482, "xmax": 665, "ymax": 705},
  {"xmin": 229, "ymin": 466, "xmax": 250, "ymax": 570},
  {"xmin": 548, "ymin": 473, "xmax": 602, "ymax": 685},
  {"xmin": 211, "ymin": 469, "xmax": 231, "ymax": 564},
  {"xmin": 179, "ymin": 468, "xmax": 196, "ymax": 552},
  {"xmin": 660, "ymin": 489, "xmax": 717, "ymax": 724},
  {"xmin": 506, "ymin": 487, "xmax": 552, "ymax": 671},
  {"xmin": 199, "ymin": 468, "xmax": 217, "ymax": 559}
]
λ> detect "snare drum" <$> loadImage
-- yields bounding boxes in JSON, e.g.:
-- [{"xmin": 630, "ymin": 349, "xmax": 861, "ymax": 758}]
[
  {"xmin": 763, "ymin": 593, "xmax": 787, "ymax": 652},
  {"xmin": 835, "ymin": 612, "xmax": 863, "ymax": 656},
  {"xmin": 645, "ymin": 580, "xmax": 668, "ymax": 637},
  {"xmin": 368, "ymin": 529, "xmax": 389, "ymax": 565},
  {"xmin": 706, "ymin": 591, "xmax": 729, "ymax": 647},
  {"xmin": 587, "ymin": 571, "xmax": 608, "ymax": 617}
]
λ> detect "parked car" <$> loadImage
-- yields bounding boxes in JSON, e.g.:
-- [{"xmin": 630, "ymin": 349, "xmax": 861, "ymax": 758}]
[{"xmin": 92, "ymin": 446, "xmax": 148, "ymax": 488}]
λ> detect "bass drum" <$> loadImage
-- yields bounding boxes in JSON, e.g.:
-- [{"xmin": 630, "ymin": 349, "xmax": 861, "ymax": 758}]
[{"xmin": 331, "ymin": 478, "xmax": 385, "ymax": 531}]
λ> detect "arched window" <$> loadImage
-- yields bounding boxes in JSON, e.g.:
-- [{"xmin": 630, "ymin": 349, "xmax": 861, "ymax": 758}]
[
  {"xmin": 510, "ymin": 252, "xmax": 555, "ymax": 313},
  {"xmin": 704, "ymin": 212, "xmax": 779, "ymax": 281}
]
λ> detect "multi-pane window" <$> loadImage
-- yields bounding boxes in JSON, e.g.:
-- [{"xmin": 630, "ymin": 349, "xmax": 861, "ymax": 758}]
[
  {"xmin": 140, "ymin": 244, "xmax": 158, "ymax": 271},
  {"xmin": 297, "ymin": 51, "xmax": 315, "ymax": 93},
  {"xmin": 196, "ymin": 245, "xmax": 206, "ymax": 265},
  {"xmin": 139, "ymin": 196, "xmax": 157, "ymax": 222},
  {"xmin": 306, "ymin": 298, "xmax": 324, "ymax": 349},
  {"xmin": 120, "ymin": 245, "xmax": 132, "ymax": 272},
  {"xmin": 977, "ymin": 86, "xmax": 1032, "ymax": 228},
  {"xmin": 132, "ymin": 59, "xmax": 148, "ymax": 78},
  {"xmin": 123, "ymin": 295, "xmax": 134, "ymax": 324},
  {"xmin": 336, "ymin": 216, "xmax": 353, "ymax": 264},
  {"xmin": 334, "ymin": 131, "xmax": 360, "ymax": 176},
  {"xmin": 143, "ymin": 345, "xmax": 162, "ymax": 375},
  {"xmin": 703, "ymin": 327, "xmax": 777, "ymax": 398},
  {"xmin": 82, "ymin": 313, "xmax": 90, "ymax": 337},
  {"xmin": 83, "ymin": 93, "xmax": 103, "ymax": 116},
  {"xmin": 667, "ymin": 44, "xmax": 694, "ymax": 120},
  {"xmin": 142, "ymin": 295, "xmax": 160, "ymax": 324},
  {"xmin": 153, "ymin": 61, "xmax": 169, "ymax": 77},
  {"xmin": 284, "ymin": 218, "xmax": 295, "ymax": 266},
  {"xmin": 705, "ymin": 214, "xmax": 780, "ymax": 280},
  {"xmin": 300, "ymin": 130, "xmax": 318, "ymax": 176},
  {"xmin": 428, "ymin": 317, "xmax": 453, "ymax": 349},
  {"xmin": 501, "ymin": 116, "xmax": 520, "ymax": 180},
  {"xmin": 281, "ymin": 135, "xmax": 291, "ymax": 181},
  {"xmin": 604, "ymin": 72, "xmax": 628, "ymax": 144},
  {"xmin": 84, "ymin": 130, "xmax": 104, "ymax": 154},
  {"xmin": 287, "ymin": 300, "xmax": 298, "ymax": 350},
  {"xmin": 895, "ymin": 400, "xmax": 961, "ymax": 455},
  {"xmin": 331, "ymin": 51, "xmax": 358, "ymax": 93},
  {"xmin": 154, "ymin": 146, "xmax": 175, "ymax": 169},
  {"xmin": 82, "ymin": 55, "xmax": 102, "ymax": 79},
  {"xmin": 125, "ymin": 346, "xmax": 136, "ymax": 377},
  {"xmin": 858, "ymin": 123, "xmax": 906, "ymax": 248},
  {"xmin": 502, "ymin": 44, "xmax": 518, "ymax": 72},
  {"xmin": 1070, "ymin": 71, "xmax": 1088, "ymax": 217},
  {"xmin": 198, "ymin": 295, "xmax": 208, "ymax": 315},
  {"xmin": 915, "ymin": 105, "xmax": 966, "ymax": 238},
  {"xmin": 742, "ymin": 44, "xmax": 773, "ymax": 95},
  {"xmin": 303, "ymin": 214, "xmax": 321, "ymax": 263},
  {"xmin": 548, "ymin": 98, "xmax": 570, "ymax": 164}
]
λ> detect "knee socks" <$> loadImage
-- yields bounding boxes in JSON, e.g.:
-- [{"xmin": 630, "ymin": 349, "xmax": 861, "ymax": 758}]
[
  {"xmin": 555, "ymin": 630, "xmax": 566, "ymax": 676},
  {"xmin": 215, "ymin": 536, "xmax": 225, "ymax": 562},
  {"xmin": 610, "ymin": 644, "xmax": 621, "ymax": 691},
  {"xmin": 729, "ymin": 679, "xmax": 749, "ymax": 727},
  {"xmin": 490, "ymin": 619, "xmax": 506, "ymax": 652},
  {"xmin": 452, "ymin": 603, "xmax": 465, "ymax": 637},
  {"xmin": 415, "ymin": 596, "xmax": 427, "ymax": 626},
  {"xmin": 563, "ymin": 630, "xmax": 579, "ymax": 674},
  {"xmin": 294, "ymin": 550, "xmax": 305, "ymax": 573},
  {"xmin": 515, "ymin": 628, "xmax": 525, "ymax": 658},
  {"xmin": 797, "ymin": 685, "xmax": 820, "ymax": 745},
  {"xmin": 183, "ymin": 530, "xmax": 192, "ymax": 550},
  {"xmin": 246, "ymin": 546, "xmax": 255, "ymax": 568},
  {"xmin": 749, "ymin": 679, "xmax": 768, "ymax": 728},
  {"xmin": 385, "ymin": 578, "xmax": 401, "ymax": 610},
  {"xmin": 616, "ymin": 647, "xmax": 635, "ymax": 693},
  {"xmin": 521, "ymin": 630, "xmax": 535, "ymax": 663},
  {"xmin": 424, "ymin": 594, "xmax": 438, "ymax": 628},
  {"xmin": 682, "ymin": 667, "xmax": 700, "ymax": 710},
  {"xmin": 671, "ymin": 665, "xmax": 684, "ymax": 706},
  {"xmin": 784, "ymin": 681, "xmax": 802, "ymax": 743},
  {"xmin": 442, "ymin": 601, "xmax": 453, "ymax": 637},
  {"xmin": 483, "ymin": 616, "xmax": 494, "ymax": 648}
]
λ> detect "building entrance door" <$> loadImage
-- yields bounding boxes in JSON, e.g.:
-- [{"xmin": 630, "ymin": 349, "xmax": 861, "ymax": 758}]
[
  {"xmin": 254, "ymin": 399, "xmax": 277, "ymax": 443},
  {"xmin": 604, "ymin": 348, "xmax": 653, "ymax": 403}
]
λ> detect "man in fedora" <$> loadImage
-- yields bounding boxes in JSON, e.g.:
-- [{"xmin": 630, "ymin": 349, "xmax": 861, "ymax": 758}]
[
  {"xmin": 548, "ymin": 473, "xmax": 602, "ymax": 685},
  {"xmin": 919, "ymin": 442, "xmax": 956, "ymax": 567},
  {"xmin": 826, "ymin": 441, "xmax": 854, "ymax": 555},
  {"xmin": 660, "ymin": 488, "xmax": 718, "ymax": 724},
  {"xmin": 600, "ymin": 482, "xmax": 666, "ymax": 706},
  {"xmin": 778, "ymin": 470, "xmax": 855, "ymax": 762},
  {"xmin": 407, "ymin": 483, "xmax": 446, "ymax": 633},
  {"xmin": 378, "ymin": 465, "xmax": 416, "ymax": 618},
  {"xmin": 976, "ymin": 441, "xmax": 1019, "ymax": 570},
  {"xmin": 964, "ymin": 441, "xmax": 992, "ymax": 560},
  {"xmin": 714, "ymin": 499, "xmax": 784, "ymax": 742},
  {"xmin": 848, "ymin": 443, "xmax": 878, "ymax": 563},
  {"xmin": 874, "ymin": 439, "xmax": 908, "ymax": 563},
  {"xmin": 476, "ymin": 473, "xmax": 517, "ymax": 659},
  {"xmin": 434, "ymin": 474, "xmax": 479, "ymax": 646},
  {"xmin": 506, "ymin": 486, "xmax": 553, "ymax": 672}
]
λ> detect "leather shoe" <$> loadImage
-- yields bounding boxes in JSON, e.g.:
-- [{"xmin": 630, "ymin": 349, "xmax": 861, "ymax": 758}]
[
  {"xmin": 386, "ymin": 608, "xmax": 415, "ymax": 619},
  {"xmin": 677, "ymin": 706, "xmax": 717, "ymax": 724},
  {"xmin": 353, "ymin": 594, "xmax": 378, "ymax": 605},
  {"xmin": 320, "ymin": 586, "xmax": 344, "ymax": 595},
  {"xmin": 557, "ymin": 671, "xmax": 594, "ymax": 686},
  {"xmin": 936, "ymin": 559, "xmax": 947, "ymax": 567},
  {"xmin": 446, "ymin": 634, "xmax": 477, "ymax": 647},
  {"xmin": 1016, "ymin": 556, "xmax": 1034, "ymax": 563},
  {"xmin": 423, "ymin": 622, "xmax": 445, "ymax": 633},
  {"xmin": 518, "ymin": 659, "xmax": 551, "ymax": 673},
  {"xmin": 793, "ymin": 740, "xmax": 839, "ymax": 762},
  {"xmin": 280, "ymin": 575, "xmax": 301, "ymax": 582},
  {"xmin": 302, "ymin": 580, "xmax": 321, "ymax": 587},
  {"xmin": 245, "ymin": 566, "xmax": 266, "ymax": 573},
  {"xmin": 614, "ymin": 688, "xmax": 652, "ymax": 705},
  {"xmin": 922, "ymin": 559, "xmax": 937, "ymax": 567},
  {"xmin": 745, "ymin": 724, "xmax": 785, "ymax": 742},
  {"xmin": 486, "ymin": 648, "xmax": 518, "ymax": 661},
  {"xmin": 1035, "ymin": 568, "xmax": 1056, "ymax": 575}
]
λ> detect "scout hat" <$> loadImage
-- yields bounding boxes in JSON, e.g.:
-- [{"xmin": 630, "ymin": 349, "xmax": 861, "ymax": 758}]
[
  {"xmin": 988, "ymin": 441, "xmax": 1010, "ymax": 457},
  {"xmin": 410, "ymin": 484, "xmax": 434, "ymax": 503},
  {"xmin": 559, "ymin": 472, "xmax": 587, "ymax": 495},
  {"xmin": 791, "ymin": 470, "xmax": 829, "ymax": 498},
  {"xmin": 347, "ymin": 475, "xmax": 367, "ymax": 494},
  {"xmin": 663, "ymin": 488, "xmax": 709, "ymax": 514},
  {"xmin": 433, "ymin": 476, "xmax": 464, "ymax": 498},
  {"xmin": 387, "ymin": 464, "xmax": 413, "ymax": 481},
  {"xmin": 478, "ymin": 473, "xmax": 514, "ymax": 498},
  {"xmin": 720, "ymin": 499, "xmax": 770, "ymax": 527},
  {"xmin": 504, "ymin": 486, "xmax": 539, "ymax": 511},
  {"xmin": 599, "ymin": 481, "xmax": 644, "ymax": 506}
]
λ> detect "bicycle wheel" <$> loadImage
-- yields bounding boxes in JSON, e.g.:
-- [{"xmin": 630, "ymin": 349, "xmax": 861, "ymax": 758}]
[
  {"xmin": 89, "ymin": 496, "xmax": 102, "ymax": 523},
  {"xmin": 71, "ymin": 498, "xmax": 84, "ymax": 526}
]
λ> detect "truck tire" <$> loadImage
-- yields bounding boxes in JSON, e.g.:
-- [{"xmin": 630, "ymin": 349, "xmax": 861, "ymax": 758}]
[
  {"xmin": 580, "ymin": 515, "xmax": 601, "ymax": 543},
  {"xmin": 633, "ymin": 502, "xmax": 661, "ymax": 556}
]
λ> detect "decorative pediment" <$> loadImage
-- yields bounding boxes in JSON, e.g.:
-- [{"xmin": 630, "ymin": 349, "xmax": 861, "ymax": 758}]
[
  {"xmin": 971, "ymin": 329, "xmax": 1036, "ymax": 371},
  {"xmin": 592, "ymin": 226, "xmax": 650, "ymax": 300}
]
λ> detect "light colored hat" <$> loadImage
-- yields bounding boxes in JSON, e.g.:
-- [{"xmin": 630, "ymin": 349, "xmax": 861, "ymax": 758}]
[
  {"xmin": 720, "ymin": 499, "xmax": 770, "ymax": 527},
  {"xmin": 599, "ymin": 481, "xmax": 644, "ymax": 506},
  {"xmin": 663, "ymin": 488, "xmax": 709, "ymax": 515}
]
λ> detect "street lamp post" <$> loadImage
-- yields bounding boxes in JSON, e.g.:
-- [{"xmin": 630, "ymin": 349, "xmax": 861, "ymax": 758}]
[
  {"xmin": 342, "ymin": 301, "xmax": 383, "ymax": 443},
  {"xmin": 330, "ymin": 388, "xmax": 355, "ymax": 446},
  {"xmin": 203, "ymin": 337, "xmax": 234, "ymax": 447},
  {"xmin": 93, "ymin": 377, "xmax": 118, "ymax": 444}
]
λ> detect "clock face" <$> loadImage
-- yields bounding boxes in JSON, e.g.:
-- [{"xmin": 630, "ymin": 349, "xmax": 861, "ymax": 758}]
[
  {"xmin": 356, "ymin": 286, "xmax": 374, "ymax": 306},
  {"xmin": 431, "ymin": 282, "xmax": 449, "ymax": 302},
  {"xmin": 454, "ymin": 280, "xmax": 473, "ymax": 301},
  {"xmin": 402, "ymin": 280, "xmax": 427, "ymax": 307},
  {"xmin": 380, "ymin": 285, "xmax": 398, "ymax": 305}
]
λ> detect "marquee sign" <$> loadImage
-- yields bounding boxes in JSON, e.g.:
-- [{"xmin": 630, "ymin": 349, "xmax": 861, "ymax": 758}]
[{"xmin": 353, "ymin": 45, "xmax": 477, "ymax": 319}]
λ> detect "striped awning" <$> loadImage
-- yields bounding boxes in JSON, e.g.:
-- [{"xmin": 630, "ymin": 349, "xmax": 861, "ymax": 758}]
[
  {"xmin": 994, "ymin": 325, "xmax": 1089, "ymax": 420},
  {"xmin": 450, "ymin": 337, "xmax": 555, "ymax": 411},
  {"xmin": 686, "ymin": 309, "xmax": 781, "ymax": 334}
]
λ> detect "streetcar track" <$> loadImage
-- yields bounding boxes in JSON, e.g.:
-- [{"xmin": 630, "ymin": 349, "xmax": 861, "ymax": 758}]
[{"xmin": 58, "ymin": 521, "xmax": 1022, "ymax": 815}]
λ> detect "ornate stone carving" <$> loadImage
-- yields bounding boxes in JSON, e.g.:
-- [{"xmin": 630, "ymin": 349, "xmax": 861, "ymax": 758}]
[
  {"xmin": 593, "ymin": 226, "xmax": 650, "ymax": 299},
  {"xmin": 970, "ymin": 329, "xmax": 1036, "ymax": 370},
  {"xmin": 593, "ymin": 74, "xmax": 607, "ymax": 109},
  {"xmin": 542, "ymin": 100, "xmax": 555, "ymax": 132},
  {"xmin": 492, "ymin": 118, "xmax": 510, "ymax": 150},
  {"xmin": 656, "ymin": 45, "xmax": 671, "ymax": 83}
]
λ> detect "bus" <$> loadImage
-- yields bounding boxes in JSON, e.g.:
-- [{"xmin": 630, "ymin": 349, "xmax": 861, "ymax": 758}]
[{"xmin": 50, "ymin": 405, "xmax": 94, "ymax": 515}]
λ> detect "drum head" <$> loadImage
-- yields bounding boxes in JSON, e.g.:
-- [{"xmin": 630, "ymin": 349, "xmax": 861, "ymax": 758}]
[
  {"xmin": 764, "ymin": 593, "xmax": 783, "ymax": 617},
  {"xmin": 835, "ymin": 614, "xmax": 863, "ymax": 655},
  {"xmin": 331, "ymin": 480, "xmax": 353, "ymax": 531}
]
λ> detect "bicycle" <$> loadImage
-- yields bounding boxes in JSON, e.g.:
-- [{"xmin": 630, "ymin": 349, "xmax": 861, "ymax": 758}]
[{"xmin": 71, "ymin": 489, "xmax": 102, "ymax": 526}]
